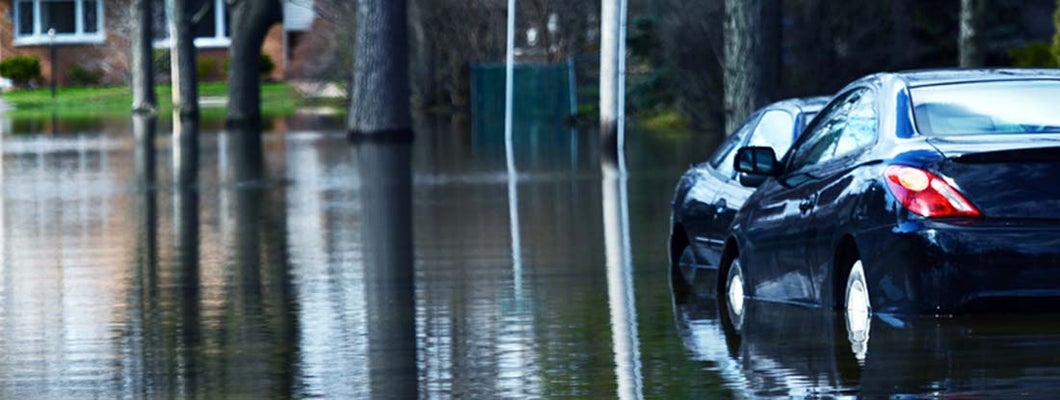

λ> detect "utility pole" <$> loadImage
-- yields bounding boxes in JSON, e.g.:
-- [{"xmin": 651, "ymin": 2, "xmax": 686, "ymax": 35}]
[{"xmin": 600, "ymin": 0, "xmax": 628, "ymax": 161}]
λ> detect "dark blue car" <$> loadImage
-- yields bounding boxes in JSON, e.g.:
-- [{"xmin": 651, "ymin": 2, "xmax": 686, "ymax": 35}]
[
  {"xmin": 669, "ymin": 97, "xmax": 828, "ymax": 294},
  {"xmin": 725, "ymin": 69, "xmax": 1060, "ymax": 316}
]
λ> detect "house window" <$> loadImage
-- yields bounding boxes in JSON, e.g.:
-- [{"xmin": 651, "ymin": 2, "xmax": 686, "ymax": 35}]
[
  {"xmin": 13, "ymin": 0, "xmax": 105, "ymax": 45},
  {"xmin": 153, "ymin": 0, "xmax": 231, "ymax": 48}
]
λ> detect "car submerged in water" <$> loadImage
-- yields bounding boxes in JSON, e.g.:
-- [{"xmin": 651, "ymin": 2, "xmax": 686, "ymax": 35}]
[
  {"xmin": 717, "ymin": 69, "xmax": 1060, "ymax": 316},
  {"xmin": 669, "ymin": 97, "xmax": 828, "ymax": 293}
]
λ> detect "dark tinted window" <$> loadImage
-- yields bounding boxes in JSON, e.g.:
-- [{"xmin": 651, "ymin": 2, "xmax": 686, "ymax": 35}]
[
  {"xmin": 17, "ymin": 1, "xmax": 33, "ymax": 35},
  {"xmin": 83, "ymin": 0, "xmax": 98, "ymax": 33},
  {"xmin": 911, "ymin": 81, "xmax": 1060, "ymax": 136},
  {"xmin": 42, "ymin": 0, "xmax": 76, "ymax": 34}
]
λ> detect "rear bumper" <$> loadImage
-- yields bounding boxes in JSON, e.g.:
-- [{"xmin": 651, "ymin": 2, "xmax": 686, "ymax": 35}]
[{"xmin": 861, "ymin": 220, "xmax": 1060, "ymax": 314}]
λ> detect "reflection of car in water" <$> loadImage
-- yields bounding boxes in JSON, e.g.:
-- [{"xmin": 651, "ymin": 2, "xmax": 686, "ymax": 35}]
[
  {"xmin": 669, "ymin": 97, "xmax": 828, "ymax": 296},
  {"xmin": 673, "ymin": 292, "xmax": 1060, "ymax": 397},
  {"xmin": 722, "ymin": 69, "xmax": 1060, "ymax": 315}
]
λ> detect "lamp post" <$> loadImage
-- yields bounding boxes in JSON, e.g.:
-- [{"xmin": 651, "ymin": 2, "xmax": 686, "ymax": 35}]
[{"xmin": 48, "ymin": 28, "xmax": 56, "ymax": 99}]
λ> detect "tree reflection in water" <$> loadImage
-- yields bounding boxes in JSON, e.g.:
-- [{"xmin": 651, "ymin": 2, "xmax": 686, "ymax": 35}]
[{"xmin": 354, "ymin": 137, "xmax": 418, "ymax": 399}]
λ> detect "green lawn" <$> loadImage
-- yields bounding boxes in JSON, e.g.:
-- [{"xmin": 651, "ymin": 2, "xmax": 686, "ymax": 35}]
[{"xmin": 1, "ymin": 82, "xmax": 337, "ymax": 119}]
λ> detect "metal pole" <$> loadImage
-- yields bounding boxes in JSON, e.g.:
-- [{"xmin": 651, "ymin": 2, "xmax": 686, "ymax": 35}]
[
  {"xmin": 48, "ymin": 28, "xmax": 56, "ymax": 98},
  {"xmin": 600, "ymin": 0, "xmax": 628, "ymax": 160},
  {"xmin": 504, "ymin": 0, "xmax": 523, "ymax": 299}
]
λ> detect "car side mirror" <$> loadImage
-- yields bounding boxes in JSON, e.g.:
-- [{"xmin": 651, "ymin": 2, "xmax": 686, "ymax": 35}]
[{"xmin": 734, "ymin": 146, "xmax": 780, "ymax": 178}]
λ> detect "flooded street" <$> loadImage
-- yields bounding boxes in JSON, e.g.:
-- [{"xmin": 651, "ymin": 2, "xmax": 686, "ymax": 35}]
[{"xmin": 3, "ymin": 116, "xmax": 1060, "ymax": 398}]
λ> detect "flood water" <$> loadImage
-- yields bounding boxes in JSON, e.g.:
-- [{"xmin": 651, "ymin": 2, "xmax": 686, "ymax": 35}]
[{"xmin": 3, "ymin": 115, "xmax": 1060, "ymax": 398}]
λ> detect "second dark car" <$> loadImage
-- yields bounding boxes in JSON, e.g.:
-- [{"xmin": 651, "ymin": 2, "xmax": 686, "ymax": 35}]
[{"xmin": 669, "ymin": 96, "xmax": 828, "ymax": 292}]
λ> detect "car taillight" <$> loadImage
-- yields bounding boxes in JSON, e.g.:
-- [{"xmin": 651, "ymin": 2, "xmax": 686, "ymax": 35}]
[{"xmin": 884, "ymin": 165, "xmax": 982, "ymax": 218}]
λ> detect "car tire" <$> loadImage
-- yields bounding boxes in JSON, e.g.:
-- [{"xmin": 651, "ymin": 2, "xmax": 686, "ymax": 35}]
[{"xmin": 722, "ymin": 257, "xmax": 746, "ymax": 331}]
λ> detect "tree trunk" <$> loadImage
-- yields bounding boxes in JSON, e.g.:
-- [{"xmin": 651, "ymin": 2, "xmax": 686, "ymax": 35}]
[
  {"xmin": 408, "ymin": 0, "xmax": 436, "ymax": 109},
  {"xmin": 958, "ymin": 0, "xmax": 986, "ymax": 67},
  {"xmin": 169, "ymin": 0, "xmax": 199, "ymax": 119},
  {"xmin": 225, "ymin": 0, "xmax": 282, "ymax": 129},
  {"xmin": 131, "ymin": 0, "xmax": 156, "ymax": 114},
  {"xmin": 348, "ymin": 0, "xmax": 412, "ymax": 137},
  {"xmin": 723, "ymin": 0, "xmax": 779, "ymax": 134}
]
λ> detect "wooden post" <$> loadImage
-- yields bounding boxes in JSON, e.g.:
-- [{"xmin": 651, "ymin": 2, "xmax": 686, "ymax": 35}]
[{"xmin": 131, "ymin": 0, "xmax": 156, "ymax": 114}]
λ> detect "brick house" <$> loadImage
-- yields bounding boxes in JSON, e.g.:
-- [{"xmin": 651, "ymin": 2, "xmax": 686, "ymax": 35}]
[{"xmin": 0, "ymin": 0, "xmax": 316, "ymax": 86}]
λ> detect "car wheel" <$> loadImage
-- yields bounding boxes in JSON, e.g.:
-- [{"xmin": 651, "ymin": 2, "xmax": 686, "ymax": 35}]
[
  {"xmin": 723, "ymin": 258, "xmax": 746, "ymax": 330},
  {"xmin": 845, "ymin": 259, "xmax": 872, "ymax": 316}
]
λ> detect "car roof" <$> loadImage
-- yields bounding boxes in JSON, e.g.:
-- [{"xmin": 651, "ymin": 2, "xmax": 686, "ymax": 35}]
[{"xmin": 893, "ymin": 68, "xmax": 1060, "ymax": 88}]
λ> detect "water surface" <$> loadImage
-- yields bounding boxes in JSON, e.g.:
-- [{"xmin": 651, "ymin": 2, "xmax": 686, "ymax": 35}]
[{"xmin": 2, "ymin": 115, "xmax": 1060, "ymax": 398}]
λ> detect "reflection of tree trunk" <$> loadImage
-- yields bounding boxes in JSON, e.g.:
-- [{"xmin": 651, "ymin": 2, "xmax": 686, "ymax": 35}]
[
  {"xmin": 132, "ymin": 113, "xmax": 159, "ymax": 389},
  {"xmin": 224, "ymin": 126, "xmax": 265, "ymax": 183},
  {"xmin": 958, "ymin": 0, "xmax": 985, "ymax": 67},
  {"xmin": 173, "ymin": 167, "xmax": 201, "ymax": 395},
  {"xmin": 131, "ymin": 0, "xmax": 156, "ymax": 113},
  {"xmin": 723, "ymin": 0, "xmax": 779, "ymax": 133},
  {"xmin": 173, "ymin": 114, "xmax": 198, "ymax": 186},
  {"xmin": 225, "ymin": 0, "xmax": 282, "ymax": 129},
  {"xmin": 169, "ymin": 0, "xmax": 199, "ymax": 118},
  {"xmin": 356, "ymin": 141, "xmax": 417, "ymax": 399},
  {"xmin": 348, "ymin": 0, "xmax": 412, "ymax": 136}
]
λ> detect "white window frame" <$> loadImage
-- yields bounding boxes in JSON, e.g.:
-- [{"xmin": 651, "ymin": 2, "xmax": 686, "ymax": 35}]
[
  {"xmin": 13, "ymin": 0, "xmax": 105, "ymax": 46},
  {"xmin": 154, "ymin": 0, "xmax": 230, "ymax": 49}
]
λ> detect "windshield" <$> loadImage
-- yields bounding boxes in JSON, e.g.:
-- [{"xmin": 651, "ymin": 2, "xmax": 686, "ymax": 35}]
[{"xmin": 910, "ymin": 80, "xmax": 1060, "ymax": 136}]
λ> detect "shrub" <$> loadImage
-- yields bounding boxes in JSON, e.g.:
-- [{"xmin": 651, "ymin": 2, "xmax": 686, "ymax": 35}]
[
  {"xmin": 259, "ymin": 54, "xmax": 275, "ymax": 77},
  {"xmin": 1009, "ymin": 41, "xmax": 1058, "ymax": 67},
  {"xmin": 153, "ymin": 49, "xmax": 170, "ymax": 77},
  {"xmin": 196, "ymin": 57, "xmax": 222, "ymax": 81},
  {"xmin": 68, "ymin": 64, "xmax": 103, "ymax": 86},
  {"xmin": 0, "ymin": 55, "xmax": 41, "ymax": 87},
  {"xmin": 222, "ymin": 53, "xmax": 277, "ymax": 79}
]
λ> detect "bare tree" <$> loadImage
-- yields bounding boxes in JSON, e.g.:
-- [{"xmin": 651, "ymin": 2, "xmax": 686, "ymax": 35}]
[
  {"xmin": 349, "ymin": 0, "xmax": 411, "ymax": 135},
  {"xmin": 131, "ymin": 0, "xmax": 156, "ymax": 113},
  {"xmin": 169, "ymin": 0, "xmax": 198, "ymax": 118},
  {"xmin": 723, "ymin": 0, "xmax": 780, "ymax": 133},
  {"xmin": 225, "ymin": 0, "xmax": 283, "ymax": 128},
  {"xmin": 959, "ymin": 0, "xmax": 986, "ymax": 67}
]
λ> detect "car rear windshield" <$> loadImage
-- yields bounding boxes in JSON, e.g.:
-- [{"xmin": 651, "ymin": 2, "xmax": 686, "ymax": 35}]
[{"xmin": 910, "ymin": 80, "xmax": 1060, "ymax": 136}]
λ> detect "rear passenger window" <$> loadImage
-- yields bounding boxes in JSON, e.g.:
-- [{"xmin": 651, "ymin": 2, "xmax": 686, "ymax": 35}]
[{"xmin": 787, "ymin": 88, "xmax": 877, "ymax": 171}]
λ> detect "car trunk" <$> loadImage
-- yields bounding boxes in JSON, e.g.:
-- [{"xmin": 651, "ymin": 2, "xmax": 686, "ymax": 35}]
[{"xmin": 928, "ymin": 136, "xmax": 1060, "ymax": 220}]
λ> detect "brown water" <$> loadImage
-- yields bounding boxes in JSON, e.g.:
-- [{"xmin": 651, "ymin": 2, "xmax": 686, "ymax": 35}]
[{"xmin": 2, "ymin": 115, "xmax": 1060, "ymax": 399}]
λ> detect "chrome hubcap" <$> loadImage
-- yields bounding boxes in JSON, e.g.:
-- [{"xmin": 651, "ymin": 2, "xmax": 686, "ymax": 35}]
[{"xmin": 728, "ymin": 269, "xmax": 744, "ymax": 316}]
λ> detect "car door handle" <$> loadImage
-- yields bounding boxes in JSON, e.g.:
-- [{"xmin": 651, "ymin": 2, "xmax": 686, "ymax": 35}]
[
  {"xmin": 713, "ymin": 198, "xmax": 727, "ymax": 215},
  {"xmin": 798, "ymin": 194, "xmax": 817, "ymax": 213}
]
